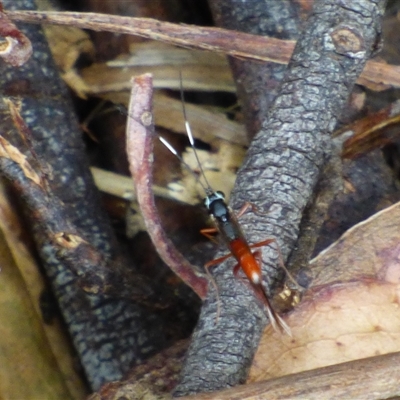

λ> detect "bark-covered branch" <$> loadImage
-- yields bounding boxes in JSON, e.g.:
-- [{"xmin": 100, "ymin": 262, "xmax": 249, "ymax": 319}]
[
  {"xmin": 0, "ymin": 0, "xmax": 170, "ymax": 391},
  {"xmin": 174, "ymin": 0, "xmax": 387, "ymax": 395},
  {"xmin": 178, "ymin": 351, "xmax": 400, "ymax": 400},
  {"xmin": 209, "ymin": 1, "xmax": 304, "ymax": 138}
]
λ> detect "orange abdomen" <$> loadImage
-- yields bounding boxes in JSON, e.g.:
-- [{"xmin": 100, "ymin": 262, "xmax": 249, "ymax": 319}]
[{"xmin": 229, "ymin": 238, "xmax": 261, "ymax": 284}]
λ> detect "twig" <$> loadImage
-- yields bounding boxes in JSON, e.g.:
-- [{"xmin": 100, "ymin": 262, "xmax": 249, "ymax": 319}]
[
  {"xmin": 0, "ymin": 0, "xmax": 172, "ymax": 389},
  {"xmin": 174, "ymin": 0, "xmax": 387, "ymax": 395},
  {"xmin": 6, "ymin": 10, "xmax": 293, "ymax": 64},
  {"xmin": 334, "ymin": 99, "xmax": 400, "ymax": 159},
  {"xmin": 178, "ymin": 351, "xmax": 400, "ymax": 400},
  {"xmin": 125, "ymin": 73, "xmax": 208, "ymax": 299},
  {"xmin": 5, "ymin": 9, "xmax": 400, "ymax": 91}
]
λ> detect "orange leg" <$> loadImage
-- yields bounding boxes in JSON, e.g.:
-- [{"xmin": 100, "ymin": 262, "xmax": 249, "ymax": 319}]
[
  {"xmin": 204, "ymin": 250, "xmax": 236, "ymax": 321},
  {"xmin": 249, "ymin": 238, "xmax": 275, "ymax": 249},
  {"xmin": 233, "ymin": 262, "xmax": 240, "ymax": 277},
  {"xmin": 200, "ymin": 227, "xmax": 219, "ymax": 244},
  {"xmin": 236, "ymin": 201, "xmax": 269, "ymax": 218},
  {"xmin": 236, "ymin": 202, "xmax": 253, "ymax": 218},
  {"xmin": 203, "ymin": 265, "xmax": 221, "ymax": 321},
  {"xmin": 201, "ymin": 231, "xmax": 232, "ymax": 321},
  {"xmin": 204, "ymin": 235, "xmax": 296, "ymax": 287},
  {"xmin": 204, "ymin": 252, "xmax": 233, "ymax": 268},
  {"xmin": 253, "ymin": 237, "xmax": 301, "ymax": 290}
]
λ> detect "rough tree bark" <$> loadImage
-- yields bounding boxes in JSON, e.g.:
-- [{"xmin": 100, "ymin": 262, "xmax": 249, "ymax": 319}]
[
  {"xmin": 209, "ymin": 0, "xmax": 307, "ymax": 138},
  {"xmin": 174, "ymin": 0, "xmax": 387, "ymax": 395},
  {"xmin": 0, "ymin": 0, "xmax": 169, "ymax": 390}
]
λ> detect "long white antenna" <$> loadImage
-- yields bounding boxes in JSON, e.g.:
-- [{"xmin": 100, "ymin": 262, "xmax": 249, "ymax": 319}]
[
  {"xmin": 159, "ymin": 136, "xmax": 209, "ymax": 195},
  {"xmin": 178, "ymin": 72, "xmax": 213, "ymax": 194},
  {"xmin": 160, "ymin": 73, "xmax": 214, "ymax": 196}
]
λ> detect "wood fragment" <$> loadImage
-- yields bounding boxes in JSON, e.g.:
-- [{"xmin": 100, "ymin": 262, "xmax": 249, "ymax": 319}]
[
  {"xmin": 178, "ymin": 352, "xmax": 400, "ymax": 400},
  {"xmin": 6, "ymin": 10, "xmax": 400, "ymax": 90}
]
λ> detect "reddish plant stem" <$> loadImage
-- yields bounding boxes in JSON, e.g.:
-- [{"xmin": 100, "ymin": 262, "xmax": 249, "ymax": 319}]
[{"xmin": 126, "ymin": 73, "xmax": 208, "ymax": 299}]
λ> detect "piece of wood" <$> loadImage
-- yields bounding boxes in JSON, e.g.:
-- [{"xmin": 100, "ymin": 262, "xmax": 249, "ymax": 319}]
[
  {"xmin": 179, "ymin": 352, "xmax": 400, "ymax": 400},
  {"xmin": 7, "ymin": 10, "xmax": 400, "ymax": 91}
]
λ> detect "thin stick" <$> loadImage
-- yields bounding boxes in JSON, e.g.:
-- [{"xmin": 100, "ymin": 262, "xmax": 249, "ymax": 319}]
[
  {"xmin": 178, "ymin": 351, "xmax": 400, "ymax": 400},
  {"xmin": 6, "ymin": 10, "xmax": 400, "ymax": 90},
  {"xmin": 125, "ymin": 73, "xmax": 208, "ymax": 299}
]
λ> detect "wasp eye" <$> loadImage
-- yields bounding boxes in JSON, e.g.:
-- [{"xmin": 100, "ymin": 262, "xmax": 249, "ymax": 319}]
[{"xmin": 216, "ymin": 191, "xmax": 225, "ymax": 200}]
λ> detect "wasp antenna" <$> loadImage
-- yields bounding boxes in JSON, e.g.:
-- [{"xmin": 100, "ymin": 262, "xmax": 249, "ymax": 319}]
[
  {"xmin": 179, "ymin": 73, "xmax": 213, "ymax": 193},
  {"xmin": 185, "ymin": 120, "xmax": 195, "ymax": 146},
  {"xmin": 179, "ymin": 71, "xmax": 189, "ymax": 123},
  {"xmin": 159, "ymin": 135, "xmax": 208, "ymax": 194},
  {"xmin": 159, "ymin": 136, "xmax": 178, "ymax": 156}
]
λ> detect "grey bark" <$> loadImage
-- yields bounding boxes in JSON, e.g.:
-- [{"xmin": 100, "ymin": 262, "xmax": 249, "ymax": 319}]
[
  {"xmin": 0, "ymin": 0, "xmax": 167, "ymax": 390},
  {"xmin": 174, "ymin": 0, "xmax": 387, "ymax": 395},
  {"xmin": 209, "ymin": 0, "xmax": 306, "ymax": 138}
]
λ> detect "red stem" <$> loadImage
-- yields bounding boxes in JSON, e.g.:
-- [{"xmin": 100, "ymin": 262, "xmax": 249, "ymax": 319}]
[{"xmin": 126, "ymin": 73, "xmax": 208, "ymax": 299}]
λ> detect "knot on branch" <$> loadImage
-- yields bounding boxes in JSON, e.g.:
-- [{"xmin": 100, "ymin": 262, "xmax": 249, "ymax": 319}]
[
  {"xmin": 141, "ymin": 111, "xmax": 153, "ymax": 126},
  {"xmin": 54, "ymin": 231, "xmax": 87, "ymax": 249},
  {"xmin": 0, "ymin": 11, "xmax": 32, "ymax": 66},
  {"xmin": 330, "ymin": 24, "xmax": 365, "ymax": 58}
]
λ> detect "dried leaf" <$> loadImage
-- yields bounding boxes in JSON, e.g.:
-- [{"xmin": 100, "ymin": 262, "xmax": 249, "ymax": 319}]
[
  {"xmin": 249, "ymin": 202, "xmax": 400, "ymax": 383},
  {"xmin": 0, "ymin": 183, "xmax": 87, "ymax": 399},
  {"xmin": 0, "ymin": 212, "xmax": 80, "ymax": 398}
]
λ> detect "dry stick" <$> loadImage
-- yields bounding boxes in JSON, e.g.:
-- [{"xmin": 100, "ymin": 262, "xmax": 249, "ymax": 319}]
[
  {"xmin": 178, "ymin": 351, "xmax": 400, "ymax": 400},
  {"xmin": 1, "ymin": 99, "xmax": 158, "ymax": 302},
  {"xmin": 335, "ymin": 99, "xmax": 400, "ymax": 159},
  {"xmin": 174, "ymin": 0, "xmax": 387, "ymax": 395},
  {"xmin": 5, "ymin": 10, "xmax": 400, "ymax": 90},
  {"xmin": 0, "ymin": 0, "xmax": 171, "ymax": 389},
  {"xmin": 7, "ymin": 4, "xmax": 390, "ymax": 396},
  {"xmin": 5, "ymin": 10, "xmax": 294, "ymax": 64},
  {"xmin": 125, "ymin": 73, "xmax": 208, "ymax": 299}
]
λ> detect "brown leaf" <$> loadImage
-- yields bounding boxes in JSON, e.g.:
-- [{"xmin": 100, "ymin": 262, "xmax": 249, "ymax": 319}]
[
  {"xmin": 249, "ymin": 202, "xmax": 400, "ymax": 383},
  {"xmin": 0, "ymin": 203, "xmax": 82, "ymax": 398}
]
